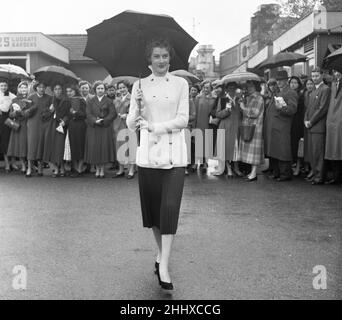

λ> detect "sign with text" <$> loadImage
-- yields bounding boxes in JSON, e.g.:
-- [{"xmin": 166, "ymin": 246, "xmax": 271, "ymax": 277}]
[{"xmin": 0, "ymin": 35, "xmax": 38, "ymax": 51}]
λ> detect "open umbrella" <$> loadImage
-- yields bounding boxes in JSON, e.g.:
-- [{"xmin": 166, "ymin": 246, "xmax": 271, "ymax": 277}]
[
  {"xmin": 33, "ymin": 65, "xmax": 79, "ymax": 87},
  {"xmin": 0, "ymin": 64, "xmax": 29, "ymax": 80},
  {"xmin": 170, "ymin": 70, "xmax": 200, "ymax": 84},
  {"xmin": 218, "ymin": 72, "xmax": 261, "ymax": 85},
  {"xmin": 323, "ymin": 47, "xmax": 342, "ymax": 73},
  {"xmin": 84, "ymin": 10, "xmax": 198, "ymax": 146},
  {"xmin": 258, "ymin": 52, "xmax": 307, "ymax": 69},
  {"xmin": 84, "ymin": 10, "xmax": 198, "ymax": 78},
  {"xmin": 104, "ymin": 75, "xmax": 139, "ymax": 86}
]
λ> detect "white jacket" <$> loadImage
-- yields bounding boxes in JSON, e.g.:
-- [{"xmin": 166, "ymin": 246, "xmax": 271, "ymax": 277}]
[{"xmin": 127, "ymin": 72, "xmax": 189, "ymax": 169}]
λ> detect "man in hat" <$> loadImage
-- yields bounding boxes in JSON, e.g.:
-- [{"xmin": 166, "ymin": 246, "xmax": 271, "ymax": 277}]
[
  {"xmin": 304, "ymin": 68, "xmax": 331, "ymax": 185},
  {"xmin": 264, "ymin": 70, "xmax": 298, "ymax": 181}
]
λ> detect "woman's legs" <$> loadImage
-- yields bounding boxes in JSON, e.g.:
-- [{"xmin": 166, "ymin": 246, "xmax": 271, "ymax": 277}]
[
  {"xmin": 159, "ymin": 234, "xmax": 175, "ymax": 283},
  {"xmin": 4, "ymin": 155, "xmax": 10, "ymax": 170},
  {"xmin": 128, "ymin": 164, "xmax": 135, "ymax": 176},
  {"xmin": 78, "ymin": 160, "xmax": 84, "ymax": 173},
  {"xmin": 152, "ymin": 227, "xmax": 162, "ymax": 263},
  {"xmin": 20, "ymin": 158, "xmax": 26, "ymax": 173},
  {"xmin": 99, "ymin": 164, "xmax": 105, "ymax": 176},
  {"xmin": 117, "ymin": 164, "xmax": 125, "ymax": 175},
  {"xmin": 248, "ymin": 165, "xmax": 257, "ymax": 179},
  {"xmin": 27, "ymin": 160, "xmax": 32, "ymax": 175}
]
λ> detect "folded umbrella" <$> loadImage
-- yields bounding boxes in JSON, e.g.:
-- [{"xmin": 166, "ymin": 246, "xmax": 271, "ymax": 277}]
[
  {"xmin": 170, "ymin": 70, "xmax": 200, "ymax": 84},
  {"xmin": 33, "ymin": 65, "xmax": 79, "ymax": 87},
  {"xmin": 0, "ymin": 64, "xmax": 29, "ymax": 80},
  {"xmin": 324, "ymin": 47, "xmax": 342, "ymax": 73},
  {"xmin": 258, "ymin": 52, "xmax": 307, "ymax": 69}
]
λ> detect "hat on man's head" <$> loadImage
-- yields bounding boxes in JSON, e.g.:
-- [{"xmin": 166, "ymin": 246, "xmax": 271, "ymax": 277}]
[{"xmin": 275, "ymin": 70, "xmax": 289, "ymax": 80}]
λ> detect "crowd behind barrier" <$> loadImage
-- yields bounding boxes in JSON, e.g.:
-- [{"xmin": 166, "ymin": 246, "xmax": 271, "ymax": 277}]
[{"xmin": 0, "ymin": 67, "xmax": 341, "ymax": 184}]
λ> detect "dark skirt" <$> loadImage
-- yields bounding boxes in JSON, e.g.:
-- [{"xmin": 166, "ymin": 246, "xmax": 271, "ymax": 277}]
[
  {"xmin": 138, "ymin": 167, "xmax": 185, "ymax": 235},
  {"xmin": 7, "ymin": 120, "xmax": 27, "ymax": 158},
  {"xmin": 0, "ymin": 112, "xmax": 11, "ymax": 155},
  {"xmin": 50, "ymin": 124, "xmax": 66, "ymax": 166},
  {"xmin": 27, "ymin": 112, "xmax": 41, "ymax": 161},
  {"xmin": 37, "ymin": 119, "xmax": 54, "ymax": 162},
  {"xmin": 69, "ymin": 119, "xmax": 86, "ymax": 162},
  {"xmin": 84, "ymin": 125, "xmax": 115, "ymax": 165}
]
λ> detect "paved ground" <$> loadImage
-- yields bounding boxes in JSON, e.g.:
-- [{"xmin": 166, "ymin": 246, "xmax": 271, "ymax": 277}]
[{"xmin": 0, "ymin": 165, "xmax": 341, "ymax": 300}]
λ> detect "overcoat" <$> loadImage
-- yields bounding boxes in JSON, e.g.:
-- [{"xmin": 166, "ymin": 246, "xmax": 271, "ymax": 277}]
[
  {"xmin": 84, "ymin": 95, "xmax": 117, "ymax": 165},
  {"xmin": 264, "ymin": 85, "xmax": 298, "ymax": 161},
  {"xmin": 113, "ymin": 93, "xmax": 131, "ymax": 153},
  {"xmin": 325, "ymin": 81, "xmax": 342, "ymax": 160},
  {"xmin": 215, "ymin": 95, "xmax": 241, "ymax": 161}
]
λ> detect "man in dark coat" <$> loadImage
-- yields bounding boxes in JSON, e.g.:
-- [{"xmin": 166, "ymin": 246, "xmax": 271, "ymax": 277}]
[
  {"xmin": 304, "ymin": 68, "xmax": 331, "ymax": 185},
  {"xmin": 264, "ymin": 70, "xmax": 298, "ymax": 181},
  {"xmin": 325, "ymin": 69, "xmax": 342, "ymax": 184}
]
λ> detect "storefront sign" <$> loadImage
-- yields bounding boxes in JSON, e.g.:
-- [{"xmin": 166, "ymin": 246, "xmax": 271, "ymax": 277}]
[{"xmin": 0, "ymin": 35, "xmax": 37, "ymax": 50}]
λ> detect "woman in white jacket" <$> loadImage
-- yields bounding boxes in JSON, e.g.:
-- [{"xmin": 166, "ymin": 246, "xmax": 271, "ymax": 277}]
[{"xmin": 127, "ymin": 38, "xmax": 189, "ymax": 293}]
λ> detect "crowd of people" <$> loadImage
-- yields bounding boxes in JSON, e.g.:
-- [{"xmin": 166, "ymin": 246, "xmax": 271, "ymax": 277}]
[{"xmin": 0, "ymin": 66, "xmax": 341, "ymax": 185}]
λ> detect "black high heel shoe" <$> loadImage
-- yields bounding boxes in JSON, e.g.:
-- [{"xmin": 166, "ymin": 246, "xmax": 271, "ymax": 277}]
[
  {"xmin": 154, "ymin": 262, "xmax": 161, "ymax": 284},
  {"xmin": 160, "ymin": 280, "xmax": 174, "ymax": 291}
]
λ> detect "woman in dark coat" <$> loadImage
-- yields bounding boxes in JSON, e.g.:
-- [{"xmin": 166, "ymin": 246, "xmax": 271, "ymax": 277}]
[
  {"xmin": 26, "ymin": 82, "xmax": 52, "ymax": 177},
  {"xmin": 7, "ymin": 81, "xmax": 30, "ymax": 173},
  {"xmin": 48, "ymin": 84, "xmax": 70, "ymax": 177},
  {"xmin": 84, "ymin": 81, "xmax": 117, "ymax": 178},
  {"xmin": 303, "ymin": 78, "xmax": 315, "ymax": 178},
  {"xmin": 289, "ymin": 76, "xmax": 305, "ymax": 176},
  {"xmin": 214, "ymin": 82, "xmax": 243, "ymax": 178},
  {"xmin": 66, "ymin": 84, "xmax": 87, "ymax": 177},
  {"xmin": 112, "ymin": 80, "xmax": 135, "ymax": 179},
  {"xmin": 0, "ymin": 78, "xmax": 16, "ymax": 172}
]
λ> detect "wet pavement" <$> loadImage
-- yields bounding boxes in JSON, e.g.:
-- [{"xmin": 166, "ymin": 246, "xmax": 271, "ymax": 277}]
[{"xmin": 0, "ymin": 165, "xmax": 341, "ymax": 300}]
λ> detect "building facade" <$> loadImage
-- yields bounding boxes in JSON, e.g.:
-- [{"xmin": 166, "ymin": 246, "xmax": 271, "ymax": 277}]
[{"xmin": 0, "ymin": 32, "xmax": 110, "ymax": 84}]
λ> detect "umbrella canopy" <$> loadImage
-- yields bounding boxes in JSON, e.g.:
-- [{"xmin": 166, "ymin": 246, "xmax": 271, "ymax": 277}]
[
  {"xmin": 0, "ymin": 64, "xmax": 29, "ymax": 80},
  {"xmin": 104, "ymin": 75, "xmax": 139, "ymax": 86},
  {"xmin": 218, "ymin": 72, "xmax": 261, "ymax": 85},
  {"xmin": 324, "ymin": 47, "xmax": 342, "ymax": 73},
  {"xmin": 33, "ymin": 65, "xmax": 79, "ymax": 87},
  {"xmin": 258, "ymin": 52, "xmax": 307, "ymax": 69},
  {"xmin": 170, "ymin": 70, "xmax": 200, "ymax": 84},
  {"xmin": 84, "ymin": 10, "xmax": 198, "ymax": 78}
]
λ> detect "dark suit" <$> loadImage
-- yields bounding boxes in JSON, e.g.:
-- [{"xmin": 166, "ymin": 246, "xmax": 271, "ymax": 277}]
[{"xmin": 305, "ymin": 82, "xmax": 331, "ymax": 182}]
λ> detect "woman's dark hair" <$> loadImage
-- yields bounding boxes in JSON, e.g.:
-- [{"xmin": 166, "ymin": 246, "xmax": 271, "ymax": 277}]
[
  {"xmin": 288, "ymin": 76, "xmax": 303, "ymax": 92},
  {"xmin": 93, "ymin": 80, "xmax": 106, "ymax": 93},
  {"xmin": 33, "ymin": 81, "xmax": 46, "ymax": 92},
  {"xmin": 79, "ymin": 80, "xmax": 91, "ymax": 89},
  {"xmin": 66, "ymin": 83, "xmax": 81, "ymax": 97},
  {"xmin": 0, "ymin": 78, "xmax": 10, "ymax": 96},
  {"xmin": 190, "ymin": 84, "xmax": 201, "ymax": 92},
  {"xmin": 145, "ymin": 38, "xmax": 175, "ymax": 64},
  {"xmin": 225, "ymin": 82, "xmax": 237, "ymax": 90},
  {"xmin": 117, "ymin": 80, "xmax": 131, "ymax": 93},
  {"xmin": 247, "ymin": 80, "xmax": 261, "ymax": 92}
]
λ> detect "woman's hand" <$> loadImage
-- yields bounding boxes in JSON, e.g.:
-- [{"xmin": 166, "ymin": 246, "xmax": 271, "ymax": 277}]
[
  {"xmin": 120, "ymin": 113, "xmax": 127, "ymax": 120},
  {"xmin": 60, "ymin": 120, "xmax": 65, "ymax": 127},
  {"xmin": 49, "ymin": 104, "xmax": 55, "ymax": 112},
  {"xmin": 135, "ymin": 116, "xmax": 154, "ymax": 132}
]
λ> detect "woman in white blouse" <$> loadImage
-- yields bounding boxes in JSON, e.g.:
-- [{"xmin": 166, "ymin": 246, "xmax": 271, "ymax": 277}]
[
  {"xmin": 0, "ymin": 79, "xmax": 16, "ymax": 172},
  {"xmin": 127, "ymin": 38, "xmax": 189, "ymax": 293}
]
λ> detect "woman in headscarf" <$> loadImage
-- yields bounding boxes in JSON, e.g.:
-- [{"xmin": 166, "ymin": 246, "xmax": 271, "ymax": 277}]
[
  {"xmin": 66, "ymin": 84, "xmax": 87, "ymax": 178},
  {"xmin": 47, "ymin": 84, "xmax": 70, "ymax": 178},
  {"xmin": 84, "ymin": 81, "xmax": 117, "ymax": 178},
  {"xmin": 7, "ymin": 81, "xmax": 31, "ymax": 173},
  {"xmin": 0, "ymin": 78, "xmax": 16, "ymax": 172}
]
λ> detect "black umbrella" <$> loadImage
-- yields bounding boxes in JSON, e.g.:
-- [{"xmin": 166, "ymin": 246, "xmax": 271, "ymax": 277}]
[
  {"xmin": 258, "ymin": 52, "xmax": 307, "ymax": 69},
  {"xmin": 84, "ymin": 10, "xmax": 198, "ymax": 78},
  {"xmin": 323, "ymin": 47, "xmax": 342, "ymax": 73}
]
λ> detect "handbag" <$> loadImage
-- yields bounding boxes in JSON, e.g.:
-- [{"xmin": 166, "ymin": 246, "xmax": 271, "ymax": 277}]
[
  {"xmin": 239, "ymin": 122, "xmax": 256, "ymax": 142},
  {"xmin": 4, "ymin": 118, "xmax": 21, "ymax": 131}
]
